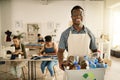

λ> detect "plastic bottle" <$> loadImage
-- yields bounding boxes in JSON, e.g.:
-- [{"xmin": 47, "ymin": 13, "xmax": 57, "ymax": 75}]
[
  {"xmin": 89, "ymin": 61, "xmax": 96, "ymax": 69},
  {"xmin": 104, "ymin": 63, "xmax": 108, "ymax": 68},
  {"xmin": 94, "ymin": 58, "xmax": 98, "ymax": 64},
  {"xmin": 102, "ymin": 63, "xmax": 108, "ymax": 68},
  {"xmin": 84, "ymin": 56, "xmax": 89, "ymax": 61},
  {"xmin": 18, "ymin": 54, "xmax": 21, "ymax": 59},
  {"xmin": 84, "ymin": 56, "xmax": 96, "ymax": 69},
  {"xmin": 85, "ymin": 60, "xmax": 89, "ymax": 69},
  {"xmin": 96, "ymin": 63, "xmax": 101, "ymax": 68},
  {"xmin": 96, "ymin": 63, "xmax": 108, "ymax": 68},
  {"xmin": 73, "ymin": 61, "xmax": 81, "ymax": 70}
]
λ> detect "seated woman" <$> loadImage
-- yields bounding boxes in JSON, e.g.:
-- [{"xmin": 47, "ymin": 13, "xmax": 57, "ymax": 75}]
[
  {"xmin": 37, "ymin": 33, "xmax": 44, "ymax": 44},
  {"xmin": 38, "ymin": 35, "xmax": 58, "ymax": 80},
  {"xmin": 10, "ymin": 36, "xmax": 27, "ymax": 80}
]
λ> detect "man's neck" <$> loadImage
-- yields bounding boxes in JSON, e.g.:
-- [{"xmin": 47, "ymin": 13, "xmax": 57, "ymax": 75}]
[{"xmin": 73, "ymin": 24, "xmax": 83, "ymax": 32}]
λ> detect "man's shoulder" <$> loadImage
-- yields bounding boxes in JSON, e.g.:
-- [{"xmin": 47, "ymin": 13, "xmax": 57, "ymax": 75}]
[
  {"xmin": 84, "ymin": 26, "xmax": 92, "ymax": 33},
  {"xmin": 62, "ymin": 27, "xmax": 71, "ymax": 35},
  {"xmin": 84, "ymin": 26, "xmax": 94, "ymax": 37}
]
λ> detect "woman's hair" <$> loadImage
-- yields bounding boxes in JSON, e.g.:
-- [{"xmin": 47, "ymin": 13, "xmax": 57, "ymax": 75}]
[
  {"xmin": 38, "ymin": 34, "xmax": 41, "ymax": 37},
  {"xmin": 45, "ymin": 35, "xmax": 52, "ymax": 42},
  {"xmin": 13, "ymin": 36, "xmax": 20, "ymax": 40}
]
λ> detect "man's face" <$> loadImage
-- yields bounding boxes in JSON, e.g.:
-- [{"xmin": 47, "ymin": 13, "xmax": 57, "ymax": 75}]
[{"xmin": 71, "ymin": 9, "xmax": 84, "ymax": 26}]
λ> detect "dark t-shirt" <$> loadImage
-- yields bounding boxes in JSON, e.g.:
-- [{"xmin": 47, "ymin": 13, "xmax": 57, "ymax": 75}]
[{"xmin": 11, "ymin": 43, "xmax": 27, "ymax": 59}]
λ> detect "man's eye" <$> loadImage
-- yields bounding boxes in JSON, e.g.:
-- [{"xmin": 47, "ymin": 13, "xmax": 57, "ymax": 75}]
[
  {"xmin": 73, "ymin": 14, "xmax": 82, "ymax": 17},
  {"xmin": 73, "ymin": 15, "xmax": 81, "ymax": 17}
]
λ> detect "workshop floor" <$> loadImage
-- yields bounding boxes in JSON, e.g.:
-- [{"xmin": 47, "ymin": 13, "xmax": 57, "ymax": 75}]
[{"xmin": 0, "ymin": 56, "xmax": 120, "ymax": 80}]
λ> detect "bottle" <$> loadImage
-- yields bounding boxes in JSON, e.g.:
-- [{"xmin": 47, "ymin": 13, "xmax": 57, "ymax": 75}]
[
  {"xmin": 104, "ymin": 63, "xmax": 108, "ymax": 68},
  {"xmin": 89, "ymin": 61, "xmax": 96, "ymax": 69},
  {"xmin": 101, "ymin": 63, "xmax": 108, "ymax": 68},
  {"xmin": 85, "ymin": 60, "xmax": 89, "ymax": 69},
  {"xmin": 18, "ymin": 54, "xmax": 21, "ymax": 59},
  {"xmin": 73, "ymin": 61, "xmax": 81, "ymax": 70}
]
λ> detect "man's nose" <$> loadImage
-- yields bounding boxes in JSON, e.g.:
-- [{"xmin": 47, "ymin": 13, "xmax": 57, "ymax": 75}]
[{"xmin": 74, "ymin": 15, "xmax": 81, "ymax": 18}]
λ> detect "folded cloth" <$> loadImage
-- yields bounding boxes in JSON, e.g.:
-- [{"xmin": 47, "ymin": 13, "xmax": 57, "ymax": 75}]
[
  {"xmin": 0, "ymin": 61, "xmax": 5, "ymax": 64},
  {"xmin": 10, "ymin": 54, "xmax": 18, "ymax": 60}
]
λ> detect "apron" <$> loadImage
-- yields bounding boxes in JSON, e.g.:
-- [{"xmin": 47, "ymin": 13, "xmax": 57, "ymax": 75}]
[
  {"xmin": 67, "ymin": 30, "xmax": 90, "ymax": 57},
  {"xmin": 63, "ymin": 30, "xmax": 91, "ymax": 80},
  {"xmin": 63, "ymin": 31, "xmax": 90, "ymax": 80}
]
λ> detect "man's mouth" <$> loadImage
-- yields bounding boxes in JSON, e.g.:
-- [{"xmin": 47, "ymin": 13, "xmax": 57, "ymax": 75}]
[{"xmin": 75, "ymin": 19, "xmax": 81, "ymax": 22}]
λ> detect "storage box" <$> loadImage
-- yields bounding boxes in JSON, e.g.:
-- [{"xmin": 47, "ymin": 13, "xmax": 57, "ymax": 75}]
[{"xmin": 64, "ymin": 68, "xmax": 106, "ymax": 80}]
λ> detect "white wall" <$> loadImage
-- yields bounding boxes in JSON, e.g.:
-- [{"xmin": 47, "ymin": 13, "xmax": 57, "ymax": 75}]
[
  {"xmin": 104, "ymin": 0, "xmax": 120, "ymax": 46},
  {"xmin": 106, "ymin": 0, "xmax": 120, "ymax": 7},
  {"xmin": 1, "ymin": 0, "xmax": 12, "ymax": 45},
  {"xmin": 84, "ymin": 1, "xmax": 104, "ymax": 37},
  {"xmin": 0, "ymin": 1, "xmax": 1, "ymax": 51},
  {"xmin": 104, "ymin": 0, "xmax": 120, "ymax": 33},
  {"xmin": 104, "ymin": 0, "xmax": 120, "ymax": 34},
  {"xmin": 1, "ymin": 0, "xmax": 104, "ymax": 44}
]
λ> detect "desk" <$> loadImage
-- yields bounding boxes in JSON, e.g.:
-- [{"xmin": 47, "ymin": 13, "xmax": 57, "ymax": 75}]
[
  {"xmin": 0, "ymin": 57, "xmax": 57, "ymax": 80},
  {"xmin": 0, "ymin": 58, "xmax": 29, "ymax": 80},
  {"xmin": 28, "ymin": 56, "xmax": 58, "ymax": 80}
]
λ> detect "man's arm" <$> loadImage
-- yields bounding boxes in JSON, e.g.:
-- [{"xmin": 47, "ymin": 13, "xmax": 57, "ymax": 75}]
[{"xmin": 57, "ymin": 48, "xmax": 65, "ymax": 70}]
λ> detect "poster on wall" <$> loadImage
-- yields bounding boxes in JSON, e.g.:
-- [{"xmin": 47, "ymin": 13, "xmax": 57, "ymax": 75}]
[
  {"xmin": 27, "ymin": 23, "xmax": 40, "ymax": 43},
  {"xmin": 15, "ymin": 21, "xmax": 23, "ymax": 28}
]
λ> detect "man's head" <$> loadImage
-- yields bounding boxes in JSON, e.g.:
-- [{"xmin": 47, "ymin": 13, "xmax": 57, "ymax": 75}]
[
  {"xmin": 71, "ymin": 5, "xmax": 84, "ymax": 27},
  {"xmin": 13, "ymin": 36, "xmax": 20, "ymax": 45}
]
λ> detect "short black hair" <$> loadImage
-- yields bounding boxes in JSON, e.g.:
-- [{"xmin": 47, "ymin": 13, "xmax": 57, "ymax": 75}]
[
  {"xmin": 45, "ymin": 35, "xmax": 52, "ymax": 42},
  {"xmin": 13, "ymin": 36, "xmax": 20, "ymax": 40},
  {"xmin": 71, "ymin": 5, "xmax": 84, "ymax": 15},
  {"xmin": 38, "ymin": 34, "xmax": 41, "ymax": 36}
]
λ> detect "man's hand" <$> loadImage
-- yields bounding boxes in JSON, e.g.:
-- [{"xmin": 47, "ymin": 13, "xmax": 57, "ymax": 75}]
[
  {"xmin": 59, "ymin": 61, "xmax": 64, "ymax": 70},
  {"xmin": 38, "ymin": 53, "xmax": 42, "ymax": 56},
  {"xmin": 57, "ymin": 48, "xmax": 65, "ymax": 70},
  {"xmin": 59, "ymin": 61, "xmax": 70, "ymax": 70}
]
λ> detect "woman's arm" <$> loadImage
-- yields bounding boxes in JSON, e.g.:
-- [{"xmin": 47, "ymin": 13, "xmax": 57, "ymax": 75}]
[
  {"xmin": 38, "ymin": 46, "xmax": 45, "ymax": 56},
  {"xmin": 11, "ymin": 44, "xmax": 22, "ymax": 55},
  {"xmin": 21, "ymin": 44, "xmax": 27, "ymax": 59}
]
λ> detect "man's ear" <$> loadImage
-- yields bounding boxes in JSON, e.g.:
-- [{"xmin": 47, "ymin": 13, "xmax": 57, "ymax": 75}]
[{"xmin": 71, "ymin": 15, "xmax": 72, "ymax": 18}]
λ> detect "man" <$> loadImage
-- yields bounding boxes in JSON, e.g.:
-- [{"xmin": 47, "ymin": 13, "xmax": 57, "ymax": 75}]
[{"xmin": 57, "ymin": 5, "xmax": 98, "ymax": 70}]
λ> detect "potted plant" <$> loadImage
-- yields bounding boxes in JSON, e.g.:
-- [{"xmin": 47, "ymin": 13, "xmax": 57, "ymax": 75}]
[{"xmin": 12, "ymin": 31, "xmax": 26, "ymax": 40}]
